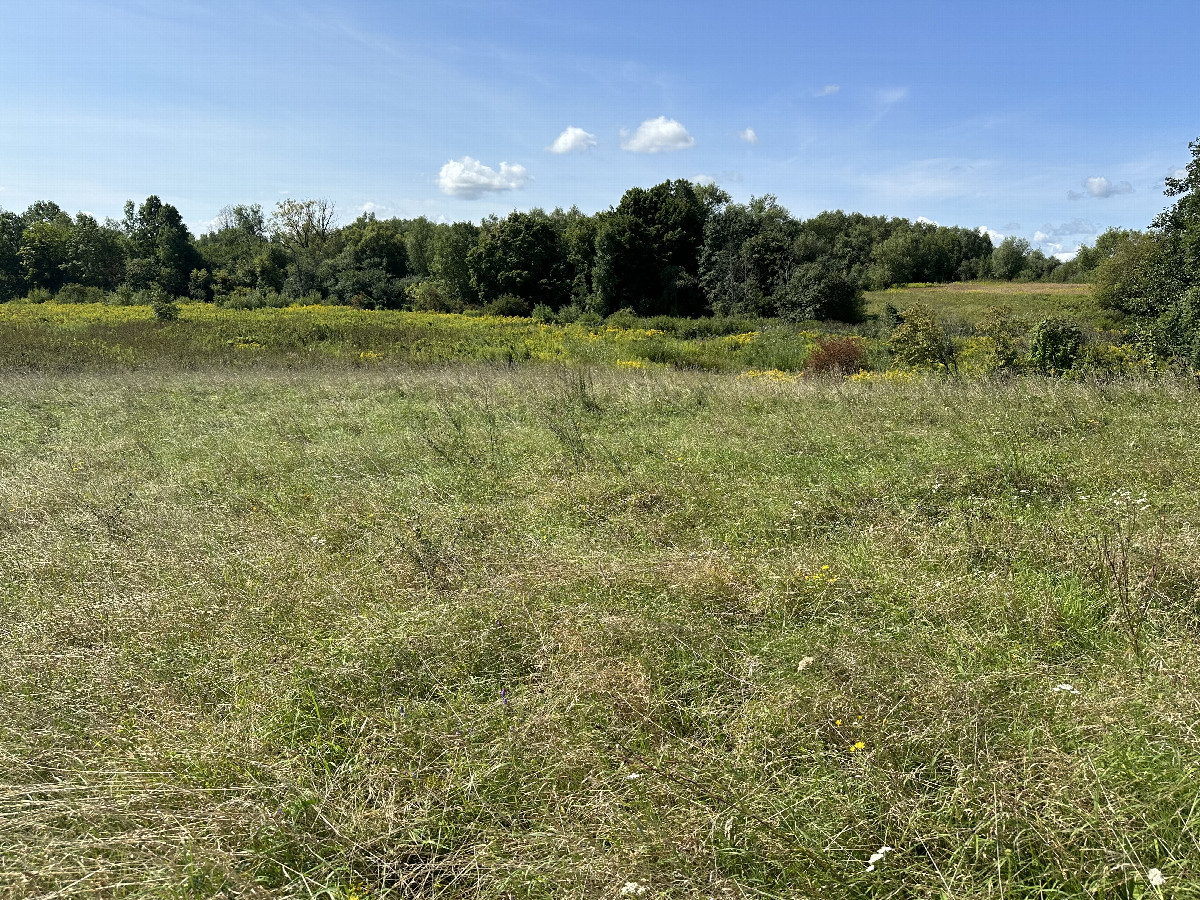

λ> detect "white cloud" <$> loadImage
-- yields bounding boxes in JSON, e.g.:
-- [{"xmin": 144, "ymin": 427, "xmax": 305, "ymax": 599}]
[
  {"xmin": 437, "ymin": 156, "xmax": 530, "ymax": 198},
  {"xmin": 916, "ymin": 216, "xmax": 940, "ymax": 226},
  {"xmin": 547, "ymin": 126, "xmax": 597, "ymax": 154},
  {"xmin": 1054, "ymin": 250, "xmax": 1079, "ymax": 262},
  {"xmin": 689, "ymin": 174, "xmax": 716, "ymax": 186},
  {"xmin": 359, "ymin": 201, "xmax": 386, "ymax": 216},
  {"xmin": 1168, "ymin": 166, "xmax": 1188, "ymax": 181},
  {"xmin": 1070, "ymin": 176, "xmax": 1133, "ymax": 200},
  {"xmin": 621, "ymin": 117, "xmax": 695, "ymax": 153},
  {"xmin": 814, "ymin": 84, "xmax": 840, "ymax": 97},
  {"xmin": 879, "ymin": 87, "xmax": 909, "ymax": 104},
  {"xmin": 739, "ymin": 127, "xmax": 758, "ymax": 145}
]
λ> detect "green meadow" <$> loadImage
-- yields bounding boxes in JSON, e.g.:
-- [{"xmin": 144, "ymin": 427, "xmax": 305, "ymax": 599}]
[{"xmin": 3, "ymin": 287, "xmax": 1199, "ymax": 898}]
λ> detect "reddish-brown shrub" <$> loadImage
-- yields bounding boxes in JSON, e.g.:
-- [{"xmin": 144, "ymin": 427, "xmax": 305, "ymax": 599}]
[{"xmin": 804, "ymin": 336, "xmax": 868, "ymax": 376}]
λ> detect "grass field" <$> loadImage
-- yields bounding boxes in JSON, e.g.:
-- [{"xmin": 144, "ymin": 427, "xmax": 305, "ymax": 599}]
[
  {"xmin": 3, "ymin": 360, "xmax": 1199, "ymax": 898},
  {"xmin": 864, "ymin": 282, "xmax": 1099, "ymax": 332}
]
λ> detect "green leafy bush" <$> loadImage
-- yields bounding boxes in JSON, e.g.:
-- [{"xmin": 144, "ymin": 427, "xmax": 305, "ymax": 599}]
[
  {"xmin": 484, "ymin": 294, "xmax": 531, "ymax": 317},
  {"xmin": 1028, "ymin": 317, "xmax": 1084, "ymax": 373},
  {"xmin": 55, "ymin": 284, "xmax": 109, "ymax": 304},
  {"xmin": 888, "ymin": 304, "xmax": 956, "ymax": 370}
]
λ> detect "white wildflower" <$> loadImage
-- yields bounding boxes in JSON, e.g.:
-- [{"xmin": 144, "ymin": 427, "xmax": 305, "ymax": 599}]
[
  {"xmin": 866, "ymin": 845, "xmax": 893, "ymax": 872},
  {"xmin": 1148, "ymin": 868, "xmax": 1166, "ymax": 888},
  {"xmin": 620, "ymin": 882, "xmax": 647, "ymax": 896},
  {"xmin": 624, "ymin": 773, "xmax": 642, "ymax": 780},
  {"xmin": 1052, "ymin": 683, "xmax": 1080, "ymax": 695},
  {"xmin": 798, "ymin": 656, "xmax": 815, "ymax": 671}
]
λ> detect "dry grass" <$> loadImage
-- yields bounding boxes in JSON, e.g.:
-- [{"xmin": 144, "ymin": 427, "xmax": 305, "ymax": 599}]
[{"xmin": 2, "ymin": 366, "xmax": 1199, "ymax": 898}]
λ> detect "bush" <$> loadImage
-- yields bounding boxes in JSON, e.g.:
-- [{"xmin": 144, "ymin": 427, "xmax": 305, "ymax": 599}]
[
  {"xmin": 531, "ymin": 303, "xmax": 555, "ymax": 323},
  {"xmin": 974, "ymin": 305, "xmax": 1025, "ymax": 372},
  {"xmin": 484, "ymin": 294, "xmax": 530, "ymax": 317},
  {"xmin": 149, "ymin": 286, "xmax": 179, "ymax": 323},
  {"xmin": 407, "ymin": 280, "xmax": 462, "ymax": 313},
  {"xmin": 55, "ymin": 284, "xmax": 108, "ymax": 304},
  {"xmin": 888, "ymin": 304, "xmax": 956, "ymax": 370},
  {"xmin": 775, "ymin": 262, "xmax": 864, "ymax": 322},
  {"xmin": 25, "ymin": 287, "xmax": 53, "ymax": 304},
  {"xmin": 1027, "ymin": 318, "xmax": 1084, "ymax": 373},
  {"xmin": 605, "ymin": 307, "xmax": 639, "ymax": 329},
  {"xmin": 803, "ymin": 336, "xmax": 868, "ymax": 376},
  {"xmin": 1091, "ymin": 231, "xmax": 1185, "ymax": 318}
]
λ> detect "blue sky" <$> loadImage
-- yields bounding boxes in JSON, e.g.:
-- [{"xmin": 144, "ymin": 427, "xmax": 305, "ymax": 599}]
[{"xmin": 1, "ymin": 0, "xmax": 1196, "ymax": 257}]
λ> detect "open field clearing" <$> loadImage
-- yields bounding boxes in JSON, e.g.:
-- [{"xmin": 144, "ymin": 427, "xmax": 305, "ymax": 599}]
[
  {"xmin": 2, "ymin": 364, "xmax": 1199, "ymax": 898},
  {"xmin": 864, "ymin": 282, "xmax": 1100, "ymax": 330}
]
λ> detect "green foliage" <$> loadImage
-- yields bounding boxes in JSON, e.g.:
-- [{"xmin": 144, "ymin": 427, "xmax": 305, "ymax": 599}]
[
  {"xmin": 405, "ymin": 279, "xmax": 461, "ymax": 313},
  {"xmin": 468, "ymin": 211, "xmax": 568, "ymax": 310},
  {"xmin": 1091, "ymin": 230, "xmax": 1185, "ymax": 318},
  {"xmin": 975, "ymin": 304, "xmax": 1026, "ymax": 372},
  {"xmin": 122, "ymin": 195, "xmax": 201, "ymax": 297},
  {"xmin": 149, "ymin": 285, "xmax": 180, "ymax": 322},
  {"xmin": 55, "ymin": 283, "xmax": 109, "ymax": 304},
  {"xmin": 990, "ymin": 236, "xmax": 1031, "ymax": 281},
  {"xmin": 775, "ymin": 261, "xmax": 863, "ymax": 322},
  {"xmin": 483, "ymin": 294, "xmax": 530, "ymax": 317},
  {"xmin": 887, "ymin": 303, "xmax": 956, "ymax": 369},
  {"xmin": 1028, "ymin": 317, "xmax": 1084, "ymax": 373}
]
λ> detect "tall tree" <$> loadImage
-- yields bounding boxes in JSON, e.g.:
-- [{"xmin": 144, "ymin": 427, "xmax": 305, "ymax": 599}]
[
  {"xmin": 122, "ymin": 196, "xmax": 200, "ymax": 296},
  {"xmin": 467, "ymin": 211, "xmax": 568, "ymax": 309}
]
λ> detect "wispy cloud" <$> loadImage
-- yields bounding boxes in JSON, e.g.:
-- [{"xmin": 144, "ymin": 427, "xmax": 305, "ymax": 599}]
[
  {"xmin": 878, "ymin": 87, "xmax": 909, "ymax": 104},
  {"xmin": 437, "ymin": 157, "xmax": 530, "ymax": 198},
  {"xmin": 739, "ymin": 127, "xmax": 758, "ymax": 145},
  {"xmin": 813, "ymin": 84, "xmax": 840, "ymax": 97},
  {"xmin": 621, "ymin": 117, "xmax": 694, "ymax": 153},
  {"xmin": 547, "ymin": 126, "xmax": 597, "ymax": 154},
  {"xmin": 689, "ymin": 174, "xmax": 716, "ymax": 186}
]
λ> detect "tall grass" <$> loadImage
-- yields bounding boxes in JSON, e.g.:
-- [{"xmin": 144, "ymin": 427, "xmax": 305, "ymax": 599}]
[{"xmin": 2, "ymin": 365, "xmax": 1199, "ymax": 897}]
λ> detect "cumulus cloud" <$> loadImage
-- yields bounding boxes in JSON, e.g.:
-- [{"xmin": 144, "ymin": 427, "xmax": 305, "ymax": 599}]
[
  {"xmin": 739, "ymin": 127, "xmax": 758, "ymax": 145},
  {"xmin": 916, "ymin": 216, "xmax": 940, "ymax": 226},
  {"xmin": 814, "ymin": 84, "xmax": 840, "ymax": 97},
  {"xmin": 547, "ymin": 126, "xmax": 597, "ymax": 154},
  {"xmin": 437, "ymin": 157, "xmax": 530, "ymax": 198},
  {"xmin": 689, "ymin": 174, "xmax": 716, "ymax": 186},
  {"xmin": 621, "ymin": 117, "xmax": 695, "ymax": 153},
  {"xmin": 1069, "ymin": 176, "xmax": 1133, "ymax": 200},
  {"xmin": 1167, "ymin": 166, "xmax": 1188, "ymax": 182}
]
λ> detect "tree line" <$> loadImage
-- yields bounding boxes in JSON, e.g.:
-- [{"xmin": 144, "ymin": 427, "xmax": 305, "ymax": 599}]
[{"xmin": 0, "ymin": 180, "xmax": 1136, "ymax": 322}]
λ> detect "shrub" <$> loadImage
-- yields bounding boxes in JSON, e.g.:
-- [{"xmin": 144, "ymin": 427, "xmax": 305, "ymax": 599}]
[
  {"xmin": 25, "ymin": 287, "xmax": 53, "ymax": 304},
  {"xmin": 888, "ymin": 304, "xmax": 956, "ymax": 370},
  {"xmin": 531, "ymin": 303, "xmax": 555, "ymax": 323},
  {"xmin": 149, "ymin": 286, "xmax": 179, "ymax": 323},
  {"xmin": 1027, "ymin": 317, "xmax": 1084, "ymax": 373},
  {"xmin": 406, "ymin": 280, "xmax": 462, "ymax": 313},
  {"xmin": 55, "ymin": 284, "xmax": 108, "ymax": 304},
  {"xmin": 555, "ymin": 304, "xmax": 583, "ymax": 323},
  {"xmin": 803, "ymin": 336, "xmax": 868, "ymax": 376},
  {"xmin": 484, "ymin": 294, "xmax": 530, "ymax": 317},
  {"xmin": 606, "ymin": 307, "xmax": 639, "ymax": 329},
  {"xmin": 974, "ymin": 305, "xmax": 1025, "ymax": 372}
]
